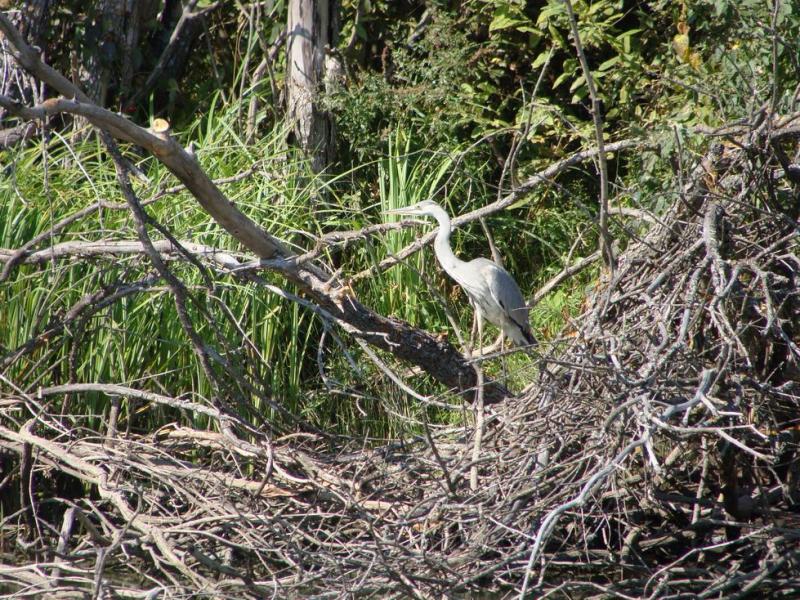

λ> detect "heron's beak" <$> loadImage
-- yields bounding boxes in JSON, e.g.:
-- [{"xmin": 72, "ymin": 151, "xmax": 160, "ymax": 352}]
[{"xmin": 384, "ymin": 207, "xmax": 415, "ymax": 216}]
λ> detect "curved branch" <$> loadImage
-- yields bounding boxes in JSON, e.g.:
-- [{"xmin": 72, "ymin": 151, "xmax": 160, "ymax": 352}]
[{"xmin": 0, "ymin": 13, "xmax": 507, "ymax": 402}]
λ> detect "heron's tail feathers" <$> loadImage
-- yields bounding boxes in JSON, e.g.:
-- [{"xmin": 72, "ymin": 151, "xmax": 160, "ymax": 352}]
[
  {"xmin": 505, "ymin": 322, "xmax": 538, "ymax": 348},
  {"xmin": 521, "ymin": 327, "xmax": 538, "ymax": 348}
]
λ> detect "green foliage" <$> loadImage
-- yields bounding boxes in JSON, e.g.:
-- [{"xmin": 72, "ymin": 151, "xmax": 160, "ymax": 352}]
[
  {"xmin": 326, "ymin": 10, "xmax": 493, "ymax": 165},
  {"xmin": 376, "ymin": 133, "xmax": 445, "ymax": 325},
  {"xmin": 329, "ymin": 0, "xmax": 799, "ymax": 176},
  {"xmin": 0, "ymin": 116, "xmax": 324, "ymax": 431}
]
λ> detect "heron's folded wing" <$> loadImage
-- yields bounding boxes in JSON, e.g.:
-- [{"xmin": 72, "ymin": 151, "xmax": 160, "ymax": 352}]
[{"xmin": 478, "ymin": 261, "xmax": 530, "ymax": 328}]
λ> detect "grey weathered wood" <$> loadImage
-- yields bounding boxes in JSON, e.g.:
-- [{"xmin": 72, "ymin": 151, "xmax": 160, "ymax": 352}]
[{"xmin": 286, "ymin": 0, "xmax": 336, "ymax": 172}]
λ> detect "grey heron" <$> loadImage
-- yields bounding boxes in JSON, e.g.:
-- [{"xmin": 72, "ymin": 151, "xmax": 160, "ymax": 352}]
[{"xmin": 386, "ymin": 200, "xmax": 536, "ymax": 355}]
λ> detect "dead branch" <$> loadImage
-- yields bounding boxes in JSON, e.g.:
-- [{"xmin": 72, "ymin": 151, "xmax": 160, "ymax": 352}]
[
  {"xmin": 563, "ymin": 0, "xmax": 615, "ymax": 272},
  {"xmin": 0, "ymin": 13, "xmax": 509, "ymax": 403}
]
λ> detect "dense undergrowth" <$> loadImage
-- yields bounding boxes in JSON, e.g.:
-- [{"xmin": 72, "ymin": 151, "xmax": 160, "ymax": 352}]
[{"xmin": 0, "ymin": 111, "xmax": 576, "ymax": 437}]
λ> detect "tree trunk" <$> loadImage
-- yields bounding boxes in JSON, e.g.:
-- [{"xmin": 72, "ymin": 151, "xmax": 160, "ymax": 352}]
[
  {"xmin": 16, "ymin": 0, "xmax": 50, "ymax": 46},
  {"xmin": 70, "ymin": 0, "xmax": 160, "ymax": 135},
  {"xmin": 0, "ymin": 0, "xmax": 49, "ymax": 125},
  {"xmin": 286, "ymin": 0, "xmax": 337, "ymax": 173},
  {"xmin": 80, "ymin": 0, "xmax": 158, "ymax": 108}
]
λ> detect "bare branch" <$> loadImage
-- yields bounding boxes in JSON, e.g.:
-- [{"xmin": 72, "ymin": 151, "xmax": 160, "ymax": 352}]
[{"xmin": 563, "ymin": 0, "xmax": 615, "ymax": 272}]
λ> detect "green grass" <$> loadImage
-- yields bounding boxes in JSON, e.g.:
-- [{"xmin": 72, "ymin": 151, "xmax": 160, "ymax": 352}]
[{"xmin": 0, "ymin": 100, "xmax": 597, "ymax": 438}]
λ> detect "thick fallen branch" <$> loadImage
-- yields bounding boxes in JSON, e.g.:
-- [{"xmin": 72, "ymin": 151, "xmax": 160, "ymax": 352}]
[{"xmin": 0, "ymin": 13, "xmax": 508, "ymax": 403}]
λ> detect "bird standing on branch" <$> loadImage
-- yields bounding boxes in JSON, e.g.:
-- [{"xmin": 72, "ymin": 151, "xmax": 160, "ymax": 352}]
[{"xmin": 386, "ymin": 200, "xmax": 536, "ymax": 356}]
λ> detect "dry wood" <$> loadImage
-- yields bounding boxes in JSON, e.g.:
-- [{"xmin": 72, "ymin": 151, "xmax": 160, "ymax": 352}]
[{"xmin": 286, "ymin": 0, "xmax": 336, "ymax": 172}]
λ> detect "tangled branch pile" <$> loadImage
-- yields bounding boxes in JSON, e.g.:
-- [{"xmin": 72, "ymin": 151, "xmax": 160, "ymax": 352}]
[{"xmin": 2, "ymin": 117, "xmax": 800, "ymax": 598}]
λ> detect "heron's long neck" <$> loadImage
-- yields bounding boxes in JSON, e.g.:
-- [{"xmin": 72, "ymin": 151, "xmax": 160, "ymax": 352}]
[{"xmin": 431, "ymin": 207, "xmax": 463, "ymax": 278}]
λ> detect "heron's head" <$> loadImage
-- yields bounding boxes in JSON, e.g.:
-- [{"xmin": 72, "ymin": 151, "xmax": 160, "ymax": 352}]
[{"xmin": 385, "ymin": 200, "xmax": 443, "ymax": 219}]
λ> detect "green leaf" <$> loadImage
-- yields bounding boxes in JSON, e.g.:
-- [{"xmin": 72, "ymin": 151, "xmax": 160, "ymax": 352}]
[
  {"xmin": 553, "ymin": 70, "xmax": 572, "ymax": 88},
  {"xmin": 568, "ymin": 74, "xmax": 585, "ymax": 93},
  {"xmin": 490, "ymin": 6, "xmax": 527, "ymax": 32},
  {"xmin": 598, "ymin": 56, "xmax": 620, "ymax": 71},
  {"xmin": 490, "ymin": 14, "xmax": 518, "ymax": 31},
  {"xmin": 532, "ymin": 50, "xmax": 552, "ymax": 69},
  {"xmin": 537, "ymin": 3, "xmax": 564, "ymax": 25}
]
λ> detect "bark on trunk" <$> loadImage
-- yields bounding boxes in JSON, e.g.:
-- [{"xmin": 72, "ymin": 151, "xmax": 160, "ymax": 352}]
[
  {"xmin": 71, "ymin": 0, "xmax": 159, "ymax": 135},
  {"xmin": 124, "ymin": 0, "xmax": 213, "ymax": 110},
  {"xmin": 0, "ymin": 0, "xmax": 49, "ymax": 123},
  {"xmin": 80, "ymin": 0, "xmax": 158, "ymax": 107},
  {"xmin": 286, "ymin": 0, "xmax": 336, "ymax": 173},
  {"xmin": 17, "ymin": 0, "xmax": 50, "ymax": 45}
]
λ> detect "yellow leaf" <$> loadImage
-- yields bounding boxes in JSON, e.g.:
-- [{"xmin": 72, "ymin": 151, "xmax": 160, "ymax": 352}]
[
  {"xmin": 672, "ymin": 33, "xmax": 690, "ymax": 62},
  {"xmin": 687, "ymin": 51, "xmax": 702, "ymax": 70}
]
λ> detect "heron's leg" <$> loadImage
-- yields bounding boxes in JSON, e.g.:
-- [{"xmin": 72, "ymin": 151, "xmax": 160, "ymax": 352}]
[
  {"xmin": 500, "ymin": 332, "xmax": 508, "ymax": 382},
  {"xmin": 476, "ymin": 311, "xmax": 484, "ymax": 357},
  {"xmin": 469, "ymin": 310, "xmax": 478, "ymax": 356}
]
